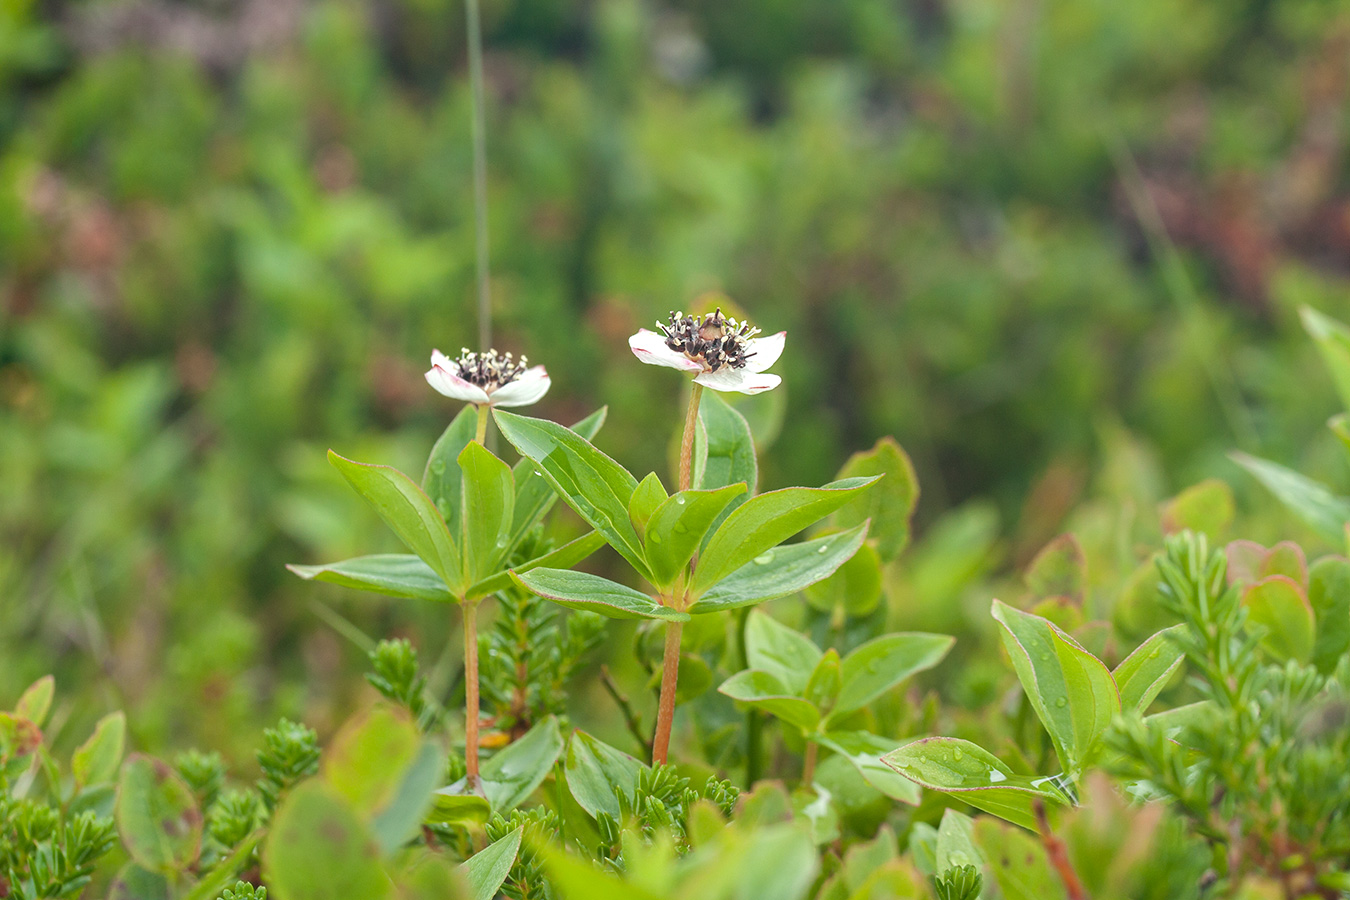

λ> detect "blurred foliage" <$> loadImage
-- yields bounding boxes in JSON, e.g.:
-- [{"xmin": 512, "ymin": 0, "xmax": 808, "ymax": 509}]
[{"xmin": 6, "ymin": 0, "xmax": 1350, "ymax": 806}]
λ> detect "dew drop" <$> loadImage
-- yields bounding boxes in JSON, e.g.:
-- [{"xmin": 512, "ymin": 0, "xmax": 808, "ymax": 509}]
[
  {"xmin": 431, "ymin": 460, "xmax": 446, "ymax": 475},
  {"xmin": 649, "ymin": 533, "xmax": 663, "ymax": 544},
  {"xmin": 988, "ymin": 768, "xmax": 1007, "ymax": 783},
  {"xmin": 673, "ymin": 523, "xmax": 689, "ymax": 534},
  {"xmin": 952, "ymin": 747, "xmax": 963, "ymax": 761},
  {"xmin": 1055, "ymin": 696, "xmax": 1068, "ymax": 708},
  {"xmin": 754, "ymin": 552, "xmax": 775, "ymax": 565},
  {"xmin": 1040, "ymin": 653, "xmax": 1051, "ymax": 661},
  {"xmin": 675, "ymin": 495, "xmax": 687, "ymax": 505},
  {"xmin": 533, "ymin": 469, "xmax": 544, "ymax": 477},
  {"xmin": 1149, "ymin": 649, "xmax": 1161, "ymax": 659},
  {"xmin": 817, "ymin": 545, "xmax": 828, "ymax": 553}
]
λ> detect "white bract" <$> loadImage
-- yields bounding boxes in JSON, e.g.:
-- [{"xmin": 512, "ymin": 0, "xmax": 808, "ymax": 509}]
[
  {"xmin": 425, "ymin": 348, "xmax": 551, "ymax": 407},
  {"xmin": 629, "ymin": 309, "xmax": 784, "ymax": 394}
]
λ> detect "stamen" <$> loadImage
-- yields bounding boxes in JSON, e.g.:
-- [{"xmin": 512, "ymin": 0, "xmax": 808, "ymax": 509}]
[
  {"xmin": 660, "ymin": 309, "xmax": 761, "ymax": 372},
  {"xmin": 450, "ymin": 348, "xmax": 530, "ymax": 390}
]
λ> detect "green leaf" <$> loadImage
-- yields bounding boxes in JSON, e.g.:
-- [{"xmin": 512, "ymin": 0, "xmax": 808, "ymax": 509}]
[
  {"xmin": 544, "ymin": 848, "xmax": 661, "ymax": 900},
  {"xmin": 494, "ymin": 410, "xmax": 649, "ymax": 579},
  {"xmin": 459, "ymin": 827, "xmax": 522, "ymax": 900},
  {"xmin": 693, "ymin": 391, "xmax": 758, "ymax": 540},
  {"xmin": 1231, "ymin": 451, "xmax": 1350, "ymax": 546},
  {"xmin": 973, "ymin": 818, "xmax": 1067, "ymax": 900},
  {"xmin": 15, "ymin": 676, "xmax": 53, "ymax": 727},
  {"xmin": 1302, "ymin": 305, "xmax": 1350, "ymax": 413},
  {"xmin": 1112, "ymin": 625, "xmax": 1186, "ymax": 713},
  {"xmin": 1024, "ymin": 534, "xmax": 1086, "ymax": 604},
  {"xmin": 829, "ymin": 632, "xmax": 954, "ymax": 722},
  {"xmin": 464, "ymin": 531, "xmax": 605, "ymax": 601},
  {"xmin": 744, "ymin": 610, "xmax": 822, "ymax": 694},
  {"xmin": 287, "ymin": 555, "xmax": 453, "ymax": 603},
  {"xmin": 803, "ymin": 650, "xmax": 842, "ymax": 709},
  {"xmin": 1242, "ymin": 576, "xmax": 1316, "ymax": 664},
  {"xmin": 329, "ymin": 451, "xmax": 464, "ymax": 596},
  {"xmin": 1161, "ymin": 478, "xmax": 1235, "ymax": 539},
  {"xmin": 1309, "ymin": 556, "xmax": 1350, "ymax": 673},
  {"xmin": 815, "ymin": 731, "xmax": 921, "ymax": 804},
  {"xmin": 321, "ymin": 705, "xmax": 441, "ymax": 855},
  {"xmin": 442, "ymin": 716, "xmax": 564, "ymax": 813},
  {"xmin": 830, "ymin": 437, "xmax": 918, "ymax": 562},
  {"xmin": 884, "ymin": 738, "xmax": 1069, "ymax": 831},
  {"xmin": 508, "ymin": 407, "xmax": 607, "ymax": 549},
  {"xmin": 718, "ymin": 670, "xmax": 821, "ymax": 734},
  {"xmin": 935, "ymin": 810, "xmax": 985, "ymax": 882},
  {"xmin": 422, "ymin": 405, "xmax": 479, "ymax": 537},
  {"xmin": 115, "ymin": 755, "xmax": 203, "ymax": 873},
  {"xmin": 628, "ymin": 472, "xmax": 668, "ymax": 536},
  {"xmin": 73, "ymin": 710, "xmax": 125, "ymax": 788},
  {"xmin": 264, "ymin": 779, "xmax": 391, "ymax": 900},
  {"xmin": 458, "ymin": 442, "xmax": 515, "ymax": 583},
  {"xmin": 108, "ymin": 864, "xmax": 170, "ymax": 900},
  {"xmin": 511, "ymin": 568, "xmax": 689, "ymax": 622},
  {"xmin": 643, "ymin": 484, "xmax": 747, "ymax": 590},
  {"xmin": 691, "ymin": 477, "xmax": 881, "ymax": 596},
  {"xmin": 425, "ymin": 789, "xmax": 491, "ymax": 827},
  {"xmin": 991, "ymin": 599, "xmax": 1120, "ymax": 776},
  {"xmin": 564, "ymin": 731, "xmax": 644, "ymax": 820},
  {"xmin": 690, "ymin": 523, "xmax": 871, "ymax": 614},
  {"xmin": 804, "ymin": 538, "xmax": 882, "ymax": 618}
]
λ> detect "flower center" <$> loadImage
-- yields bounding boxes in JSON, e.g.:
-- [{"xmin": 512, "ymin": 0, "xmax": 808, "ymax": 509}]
[
  {"xmin": 657, "ymin": 308, "xmax": 760, "ymax": 372},
  {"xmin": 452, "ymin": 348, "xmax": 529, "ymax": 389}
]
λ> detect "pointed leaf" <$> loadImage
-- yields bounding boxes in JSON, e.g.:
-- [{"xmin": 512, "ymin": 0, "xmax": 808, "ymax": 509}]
[
  {"xmin": 804, "ymin": 537, "xmax": 882, "ymax": 617},
  {"xmin": 691, "ymin": 477, "xmax": 880, "ymax": 595},
  {"xmin": 459, "ymin": 827, "xmax": 522, "ymax": 900},
  {"xmin": 422, "ymin": 405, "xmax": 479, "ymax": 536},
  {"xmin": 830, "ymin": 437, "xmax": 918, "ymax": 562},
  {"xmin": 288, "ymin": 555, "xmax": 453, "ymax": 603},
  {"xmin": 644, "ymin": 484, "xmax": 747, "ymax": 589},
  {"xmin": 74, "ymin": 711, "xmax": 126, "ymax": 788},
  {"xmin": 564, "ymin": 731, "xmax": 644, "ymax": 820},
  {"xmin": 935, "ymin": 810, "xmax": 985, "ymax": 882},
  {"xmin": 830, "ymin": 632, "xmax": 954, "ymax": 721},
  {"xmin": 884, "ymin": 738, "xmax": 1069, "ymax": 831},
  {"xmin": 458, "ymin": 442, "xmax": 515, "ymax": 583},
  {"xmin": 628, "ymin": 472, "xmax": 668, "ymax": 536},
  {"xmin": 744, "ymin": 610, "xmax": 822, "ymax": 694},
  {"xmin": 511, "ymin": 568, "xmax": 689, "ymax": 622},
  {"xmin": 1113, "ymin": 625, "xmax": 1186, "ymax": 713},
  {"xmin": 1302, "ymin": 305, "xmax": 1350, "ymax": 413},
  {"xmin": 691, "ymin": 523, "xmax": 871, "ymax": 614},
  {"xmin": 1024, "ymin": 534, "xmax": 1086, "ymax": 603},
  {"xmin": 1231, "ymin": 451, "xmax": 1350, "ymax": 546},
  {"xmin": 508, "ymin": 407, "xmax": 607, "ymax": 547},
  {"xmin": 15, "ymin": 676, "xmax": 53, "ymax": 727},
  {"xmin": 329, "ymin": 451, "xmax": 464, "ymax": 595},
  {"xmin": 718, "ymin": 670, "xmax": 821, "ymax": 734},
  {"xmin": 693, "ymin": 391, "xmax": 758, "ymax": 540},
  {"xmin": 494, "ymin": 410, "xmax": 649, "ymax": 579},
  {"xmin": 815, "ymin": 731, "xmax": 922, "ymax": 804},
  {"xmin": 1161, "ymin": 478, "xmax": 1235, "ymax": 539},
  {"xmin": 465, "ymin": 531, "xmax": 605, "ymax": 601},
  {"xmin": 991, "ymin": 599, "xmax": 1120, "ymax": 775},
  {"xmin": 441, "ymin": 716, "xmax": 564, "ymax": 813}
]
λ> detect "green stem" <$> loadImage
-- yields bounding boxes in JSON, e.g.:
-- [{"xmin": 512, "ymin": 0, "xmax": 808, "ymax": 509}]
[
  {"xmin": 678, "ymin": 383, "xmax": 703, "ymax": 492},
  {"xmin": 474, "ymin": 403, "xmax": 489, "ymax": 444},
  {"xmin": 463, "ymin": 599, "xmax": 482, "ymax": 784},
  {"xmin": 737, "ymin": 606, "xmax": 763, "ymax": 784},
  {"xmin": 465, "ymin": 0, "xmax": 492, "ymax": 351}
]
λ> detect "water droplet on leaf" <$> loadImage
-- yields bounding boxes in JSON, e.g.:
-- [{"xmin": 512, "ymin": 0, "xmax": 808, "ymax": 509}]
[{"xmin": 754, "ymin": 552, "xmax": 774, "ymax": 565}]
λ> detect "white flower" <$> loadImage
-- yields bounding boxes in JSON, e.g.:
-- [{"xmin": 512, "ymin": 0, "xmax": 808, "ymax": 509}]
[
  {"xmin": 628, "ymin": 309, "xmax": 784, "ymax": 394},
  {"xmin": 425, "ymin": 348, "xmax": 551, "ymax": 407}
]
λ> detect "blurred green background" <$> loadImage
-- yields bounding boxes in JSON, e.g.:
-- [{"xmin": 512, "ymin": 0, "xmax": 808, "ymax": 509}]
[{"xmin": 4, "ymin": 0, "xmax": 1350, "ymax": 762}]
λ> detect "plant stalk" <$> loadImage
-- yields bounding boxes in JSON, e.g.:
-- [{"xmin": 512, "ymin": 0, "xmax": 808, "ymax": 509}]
[
  {"xmin": 651, "ymin": 621, "xmax": 683, "ymax": 765},
  {"xmin": 465, "ymin": 0, "xmax": 492, "ymax": 352},
  {"xmin": 474, "ymin": 403, "xmax": 490, "ymax": 444},
  {"xmin": 802, "ymin": 740, "xmax": 818, "ymax": 786},
  {"xmin": 678, "ymin": 383, "xmax": 703, "ymax": 492},
  {"xmin": 463, "ymin": 599, "xmax": 482, "ymax": 783},
  {"xmin": 651, "ymin": 382, "xmax": 706, "ymax": 765}
]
